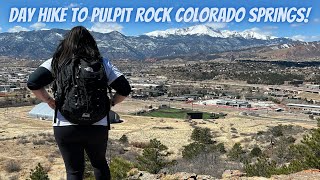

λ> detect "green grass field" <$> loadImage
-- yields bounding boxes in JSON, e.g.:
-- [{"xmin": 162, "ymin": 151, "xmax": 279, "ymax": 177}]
[{"xmin": 140, "ymin": 108, "xmax": 213, "ymax": 119}]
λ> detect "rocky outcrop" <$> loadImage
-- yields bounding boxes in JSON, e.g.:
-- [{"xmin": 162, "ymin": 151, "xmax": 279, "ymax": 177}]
[{"xmin": 126, "ymin": 169, "xmax": 320, "ymax": 180}]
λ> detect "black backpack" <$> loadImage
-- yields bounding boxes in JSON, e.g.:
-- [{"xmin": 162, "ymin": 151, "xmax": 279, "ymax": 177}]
[{"xmin": 52, "ymin": 56, "xmax": 111, "ymax": 128}]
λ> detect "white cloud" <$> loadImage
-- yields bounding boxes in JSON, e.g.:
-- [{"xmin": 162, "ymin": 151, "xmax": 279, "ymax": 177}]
[
  {"xmin": 205, "ymin": 23, "xmax": 227, "ymax": 29},
  {"xmin": 8, "ymin": 26, "xmax": 30, "ymax": 33},
  {"xmin": 90, "ymin": 23, "xmax": 123, "ymax": 33},
  {"xmin": 291, "ymin": 35, "xmax": 320, "ymax": 42},
  {"xmin": 263, "ymin": 26, "xmax": 278, "ymax": 30},
  {"xmin": 66, "ymin": 3, "xmax": 82, "ymax": 8},
  {"xmin": 314, "ymin": 18, "xmax": 320, "ymax": 23},
  {"xmin": 0, "ymin": 27, "xmax": 2, "ymax": 32},
  {"xmin": 290, "ymin": 23, "xmax": 303, "ymax": 27},
  {"xmin": 30, "ymin": 22, "xmax": 46, "ymax": 30}
]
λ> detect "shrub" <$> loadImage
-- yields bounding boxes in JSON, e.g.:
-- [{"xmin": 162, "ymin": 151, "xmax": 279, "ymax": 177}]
[
  {"xmin": 136, "ymin": 139, "xmax": 171, "ymax": 174},
  {"xmin": 215, "ymin": 143, "xmax": 226, "ymax": 154},
  {"xmin": 286, "ymin": 136, "xmax": 296, "ymax": 144},
  {"xmin": 5, "ymin": 160, "xmax": 21, "ymax": 173},
  {"xmin": 33, "ymin": 139, "xmax": 46, "ymax": 145},
  {"xmin": 244, "ymin": 157, "xmax": 277, "ymax": 177},
  {"xmin": 257, "ymin": 131, "xmax": 264, "ymax": 135},
  {"xmin": 244, "ymin": 157, "xmax": 307, "ymax": 177},
  {"xmin": 45, "ymin": 136, "xmax": 56, "ymax": 143},
  {"xmin": 119, "ymin": 135, "xmax": 129, "ymax": 144},
  {"xmin": 27, "ymin": 163, "xmax": 49, "ymax": 180},
  {"xmin": 317, "ymin": 118, "xmax": 320, "ymax": 127},
  {"xmin": 182, "ymin": 142, "xmax": 206, "ymax": 160},
  {"xmin": 250, "ymin": 147, "xmax": 262, "ymax": 157},
  {"xmin": 8, "ymin": 175, "xmax": 19, "ymax": 180},
  {"xmin": 271, "ymin": 125, "xmax": 284, "ymax": 137},
  {"xmin": 169, "ymin": 151, "xmax": 229, "ymax": 178},
  {"xmin": 130, "ymin": 141, "xmax": 150, "ymax": 149},
  {"xmin": 191, "ymin": 127, "xmax": 214, "ymax": 144},
  {"xmin": 110, "ymin": 157, "xmax": 134, "ymax": 180},
  {"xmin": 245, "ymin": 124, "xmax": 320, "ymax": 177},
  {"xmin": 16, "ymin": 138, "xmax": 30, "ymax": 145},
  {"xmin": 84, "ymin": 153, "xmax": 94, "ymax": 178},
  {"xmin": 227, "ymin": 143, "xmax": 246, "ymax": 162}
]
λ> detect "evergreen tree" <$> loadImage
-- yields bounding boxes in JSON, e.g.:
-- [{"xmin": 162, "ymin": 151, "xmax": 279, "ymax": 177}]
[
  {"xmin": 136, "ymin": 139, "xmax": 170, "ymax": 174},
  {"xmin": 227, "ymin": 143, "xmax": 246, "ymax": 161},
  {"xmin": 28, "ymin": 163, "xmax": 49, "ymax": 180},
  {"xmin": 191, "ymin": 127, "xmax": 214, "ymax": 144}
]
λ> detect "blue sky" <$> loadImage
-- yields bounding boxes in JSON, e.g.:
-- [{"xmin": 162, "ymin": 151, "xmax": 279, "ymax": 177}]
[{"xmin": 1, "ymin": 0, "xmax": 319, "ymax": 41}]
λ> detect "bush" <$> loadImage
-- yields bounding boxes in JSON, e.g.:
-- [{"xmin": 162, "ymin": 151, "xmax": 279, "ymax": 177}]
[
  {"xmin": 32, "ymin": 139, "xmax": 46, "ymax": 145},
  {"xmin": 16, "ymin": 138, "xmax": 30, "ymax": 145},
  {"xmin": 191, "ymin": 127, "xmax": 214, "ymax": 144},
  {"xmin": 216, "ymin": 143, "xmax": 226, "ymax": 154},
  {"xmin": 244, "ymin": 157, "xmax": 307, "ymax": 177},
  {"xmin": 5, "ymin": 160, "xmax": 21, "ymax": 173},
  {"xmin": 244, "ymin": 157, "xmax": 277, "ymax": 177},
  {"xmin": 250, "ymin": 147, "xmax": 262, "ymax": 157},
  {"xmin": 286, "ymin": 136, "xmax": 296, "ymax": 144},
  {"xmin": 290, "ymin": 128, "xmax": 320, "ymax": 169},
  {"xmin": 84, "ymin": 153, "xmax": 94, "ymax": 178},
  {"xmin": 119, "ymin": 135, "xmax": 129, "ymax": 144},
  {"xmin": 182, "ymin": 142, "xmax": 206, "ymax": 160},
  {"xmin": 227, "ymin": 143, "xmax": 246, "ymax": 162},
  {"xmin": 136, "ymin": 139, "xmax": 171, "ymax": 174},
  {"xmin": 110, "ymin": 157, "xmax": 134, "ymax": 180},
  {"xmin": 8, "ymin": 175, "xmax": 19, "ymax": 180},
  {"xmin": 27, "ymin": 163, "xmax": 49, "ymax": 180},
  {"xmin": 317, "ymin": 118, "xmax": 320, "ymax": 127},
  {"xmin": 130, "ymin": 141, "xmax": 150, "ymax": 149},
  {"xmin": 271, "ymin": 125, "xmax": 284, "ymax": 137},
  {"xmin": 245, "ymin": 123, "xmax": 320, "ymax": 177}
]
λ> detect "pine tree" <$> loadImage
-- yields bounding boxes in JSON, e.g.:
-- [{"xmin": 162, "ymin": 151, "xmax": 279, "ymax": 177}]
[
  {"xmin": 227, "ymin": 143, "xmax": 246, "ymax": 161},
  {"xmin": 136, "ymin": 139, "xmax": 169, "ymax": 174},
  {"xmin": 28, "ymin": 163, "xmax": 49, "ymax": 180}
]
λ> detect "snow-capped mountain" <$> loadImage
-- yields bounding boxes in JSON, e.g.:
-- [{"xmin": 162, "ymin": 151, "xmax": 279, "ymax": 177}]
[
  {"xmin": 146, "ymin": 25, "xmax": 277, "ymax": 40},
  {"xmin": 0, "ymin": 26, "xmax": 293, "ymax": 60}
]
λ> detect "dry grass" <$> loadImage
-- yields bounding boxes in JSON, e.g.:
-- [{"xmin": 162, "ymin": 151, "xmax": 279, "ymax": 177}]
[
  {"xmin": 0, "ymin": 99, "xmax": 317, "ymax": 179},
  {"xmin": 4, "ymin": 161, "xmax": 21, "ymax": 173}
]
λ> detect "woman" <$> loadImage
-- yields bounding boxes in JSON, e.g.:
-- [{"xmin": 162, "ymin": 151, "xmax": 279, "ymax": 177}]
[{"xmin": 27, "ymin": 26, "xmax": 131, "ymax": 180}]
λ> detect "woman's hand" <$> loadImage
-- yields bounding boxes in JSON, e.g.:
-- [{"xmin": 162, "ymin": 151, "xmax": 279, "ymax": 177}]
[
  {"xmin": 31, "ymin": 88, "xmax": 56, "ymax": 109},
  {"xmin": 46, "ymin": 98, "xmax": 56, "ymax": 109}
]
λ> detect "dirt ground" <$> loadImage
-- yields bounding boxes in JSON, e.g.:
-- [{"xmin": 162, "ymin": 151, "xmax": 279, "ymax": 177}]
[{"xmin": 0, "ymin": 99, "xmax": 317, "ymax": 179}]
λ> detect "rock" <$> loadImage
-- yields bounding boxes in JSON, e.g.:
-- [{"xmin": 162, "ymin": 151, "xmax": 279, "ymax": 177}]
[
  {"xmin": 171, "ymin": 172, "xmax": 198, "ymax": 179},
  {"xmin": 270, "ymin": 169, "xmax": 320, "ymax": 180},
  {"xmin": 197, "ymin": 174, "xmax": 217, "ymax": 180},
  {"xmin": 222, "ymin": 170, "xmax": 246, "ymax": 178},
  {"xmin": 126, "ymin": 169, "xmax": 320, "ymax": 180},
  {"xmin": 127, "ymin": 170, "xmax": 157, "ymax": 180}
]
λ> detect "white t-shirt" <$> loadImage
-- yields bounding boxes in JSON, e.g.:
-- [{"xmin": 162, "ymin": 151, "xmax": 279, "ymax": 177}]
[{"xmin": 39, "ymin": 58, "xmax": 123, "ymax": 126}]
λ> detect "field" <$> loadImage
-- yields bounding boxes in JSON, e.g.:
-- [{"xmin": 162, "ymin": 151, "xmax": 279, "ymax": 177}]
[
  {"xmin": 139, "ymin": 107, "xmax": 214, "ymax": 119},
  {"xmin": 0, "ymin": 98, "xmax": 317, "ymax": 179}
]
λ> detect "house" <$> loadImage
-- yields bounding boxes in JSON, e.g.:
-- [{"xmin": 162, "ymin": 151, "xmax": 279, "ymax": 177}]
[{"xmin": 286, "ymin": 103, "xmax": 320, "ymax": 115}]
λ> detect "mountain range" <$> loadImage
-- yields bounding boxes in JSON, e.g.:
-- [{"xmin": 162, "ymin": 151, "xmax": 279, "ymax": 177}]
[{"xmin": 0, "ymin": 25, "xmax": 313, "ymax": 61}]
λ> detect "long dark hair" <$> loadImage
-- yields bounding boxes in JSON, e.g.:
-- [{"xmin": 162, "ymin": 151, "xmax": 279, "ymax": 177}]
[{"xmin": 51, "ymin": 26, "xmax": 101, "ymax": 76}]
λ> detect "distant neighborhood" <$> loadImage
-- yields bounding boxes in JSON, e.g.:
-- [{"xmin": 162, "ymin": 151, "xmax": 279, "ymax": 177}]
[{"xmin": 1, "ymin": 57, "xmax": 320, "ymax": 117}]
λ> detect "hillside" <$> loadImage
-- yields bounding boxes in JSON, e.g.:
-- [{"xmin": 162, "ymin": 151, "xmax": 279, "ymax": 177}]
[
  {"xmin": 219, "ymin": 41, "xmax": 320, "ymax": 61},
  {"xmin": 0, "ymin": 99, "xmax": 318, "ymax": 179}
]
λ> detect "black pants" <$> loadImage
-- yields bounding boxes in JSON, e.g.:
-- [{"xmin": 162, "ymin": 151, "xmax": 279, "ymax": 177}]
[{"xmin": 54, "ymin": 125, "xmax": 110, "ymax": 180}]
